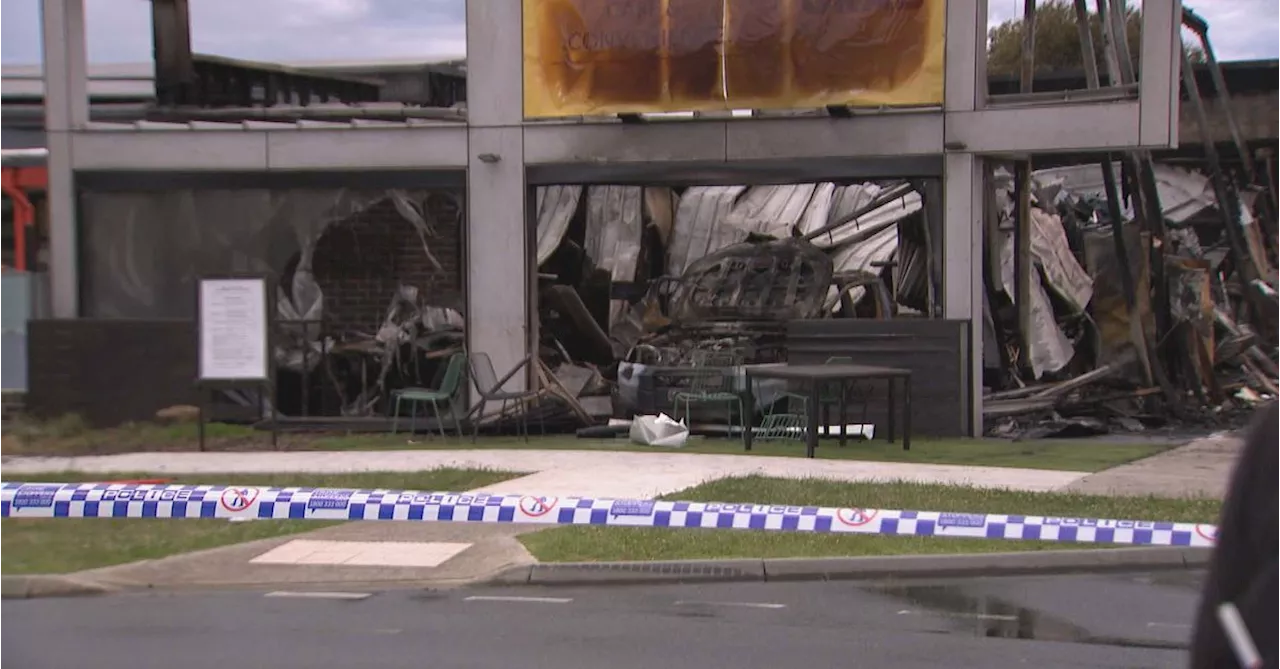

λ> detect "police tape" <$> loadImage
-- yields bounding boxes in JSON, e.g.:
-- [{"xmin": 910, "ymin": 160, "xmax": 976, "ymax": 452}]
[{"xmin": 0, "ymin": 481, "xmax": 1218, "ymax": 548}]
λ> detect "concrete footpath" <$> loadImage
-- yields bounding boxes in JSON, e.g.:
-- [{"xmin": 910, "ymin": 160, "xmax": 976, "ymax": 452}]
[
  {"xmin": 4, "ymin": 448, "xmax": 1089, "ymax": 499},
  {"xmin": 0, "ymin": 435, "xmax": 1241, "ymax": 599},
  {"xmin": 1063, "ymin": 431, "xmax": 1245, "ymax": 499}
]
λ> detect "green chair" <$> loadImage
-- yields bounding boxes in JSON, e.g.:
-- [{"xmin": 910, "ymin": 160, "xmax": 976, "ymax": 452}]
[
  {"xmin": 392, "ymin": 353, "xmax": 466, "ymax": 437},
  {"xmin": 673, "ymin": 352, "xmax": 744, "ymax": 439}
]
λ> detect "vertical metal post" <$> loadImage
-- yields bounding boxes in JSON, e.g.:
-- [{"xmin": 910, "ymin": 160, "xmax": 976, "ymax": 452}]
[
  {"xmin": 1019, "ymin": 0, "xmax": 1038, "ymax": 93},
  {"xmin": 1013, "ymin": 1, "xmax": 1037, "ymax": 374},
  {"xmin": 1179, "ymin": 44, "xmax": 1271, "ymax": 333},
  {"xmin": 151, "ymin": 0, "xmax": 195, "ymax": 106},
  {"xmin": 1074, "ymin": 0, "xmax": 1152, "ymax": 387},
  {"xmin": 1072, "ymin": 0, "xmax": 1100, "ymax": 87},
  {"xmin": 1013, "ymin": 162, "xmax": 1033, "ymax": 373},
  {"xmin": 1183, "ymin": 8, "xmax": 1277, "ymax": 242},
  {"xmin": 300, "ymin": 320, "xmax": 310, "ymax": 417}
]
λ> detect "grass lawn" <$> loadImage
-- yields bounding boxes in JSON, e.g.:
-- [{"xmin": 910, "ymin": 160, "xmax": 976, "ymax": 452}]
[
  {"xmin": 3, "ymin": 415, "xmax": 1178, "ymax": 474},
  {"xmin": 519, "ymin": 476, "xmax": 1222, "ymax": 563},
  {"xmin": 313, "ymin": 433, "xmax": 1174, "ymax": 473},
  {"xmin": 0, "ymin": 468, "xmax": 522, "ymax": 575}
]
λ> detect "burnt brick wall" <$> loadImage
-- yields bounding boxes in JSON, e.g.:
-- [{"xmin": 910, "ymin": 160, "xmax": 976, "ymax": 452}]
[
  {"xmin": 0, "ymin": 393, "xmax": 25, "ymax": 424},
  {"xmin": 312, "ymin": 192, "xmax": 463, "ymax": 337},
  {"xmin": 27, "ymin": 319, "xmax": 198, "ymax": 426}
]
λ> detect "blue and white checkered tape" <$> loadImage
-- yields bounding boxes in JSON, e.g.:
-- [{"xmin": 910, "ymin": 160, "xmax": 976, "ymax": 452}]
[{"xmin": 0, "ymin": 481, "xmax": 1218, "ymax": 548}]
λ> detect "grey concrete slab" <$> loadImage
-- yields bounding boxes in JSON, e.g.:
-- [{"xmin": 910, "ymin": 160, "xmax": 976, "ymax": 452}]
[
  {"xmin": 1063, "ymin": 432, "xmax": 1244, "ymax": 499},
  {"xmin": 76, "ymin": 521, "xmax": 541, "ymax": 593}
]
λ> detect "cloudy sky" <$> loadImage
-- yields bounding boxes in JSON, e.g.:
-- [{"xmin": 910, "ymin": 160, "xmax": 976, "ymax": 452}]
[{"xmin": 2, "ymin": 0, "xmax": 1276, "ymax": 65}]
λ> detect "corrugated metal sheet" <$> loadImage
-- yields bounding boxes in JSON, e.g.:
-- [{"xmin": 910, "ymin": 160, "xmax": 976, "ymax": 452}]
[
  {"xmin": 799, "ymin": 182, "xmax": 837, "ymax": 236},
  {"xmin": 999, "ymin": 231, "xmax": 1074, "ymax": 378},
  {"xmin": 535, "ymin": 185, "xmax": 583, "ymax": 267},
  {"xmin": 1030, "ymin": 206, "xmax": 1093, "ymax": 311},
  {"xmin": 584, "ymin": 186, "xmax": 644, "ymax": 328},
  {"xmin": 824, "ymin": 222, "xmax": 899, "ymax": 311},
  {"xmin": 643, "ymin": 187, "xmax": 677, "ymax": 247},
  {"xmin": 805, "ymin": 184, "xmax": 922, "ymax": 249},
  {"xmin": 1031, "ymin": 162, "xmax": 1217, "ymax": 224},
  {"xmin": 666, "ymin": 186, "xmax": 747, "ymax": 276},
  {"xmin": 722, "ymin": 184, "xmax": 821, "ymax": 239}
]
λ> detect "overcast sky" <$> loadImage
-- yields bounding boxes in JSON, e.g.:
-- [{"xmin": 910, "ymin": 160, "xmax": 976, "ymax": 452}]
[{"xmin": 2, "ymin": 0, "xmax": 1276, "ymax": 65}]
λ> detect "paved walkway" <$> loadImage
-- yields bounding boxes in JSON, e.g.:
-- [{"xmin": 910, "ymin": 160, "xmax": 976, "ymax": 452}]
[
  {"xmin": 1063, "ymin": 431, "xmax": 1244, "ymax": 499},
  {"xmin": 4, "ymin": 440, "xmax": 1242, "ymax": 594},
  {"xmin": 3, "ymin": 449, "xmax": 1089, "ymax": 498}
]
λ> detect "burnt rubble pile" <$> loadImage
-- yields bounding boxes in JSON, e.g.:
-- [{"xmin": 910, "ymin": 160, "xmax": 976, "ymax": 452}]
[
  {"xmin": 534, "ymin": 180, "xmax": 938, "ymax": 425},
  {"xmin": 270, "ymin": 190, "xmax": 467, "ymax": 420},
  {"xmin": 984, "ymin": 162, "xmax": 1278, "ymax": 438}
]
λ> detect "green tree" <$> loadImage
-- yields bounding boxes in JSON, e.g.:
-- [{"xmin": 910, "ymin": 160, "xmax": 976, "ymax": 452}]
[{"xmin": 987, "ymin": 1, "xmax": 1205, "ymax": 77}]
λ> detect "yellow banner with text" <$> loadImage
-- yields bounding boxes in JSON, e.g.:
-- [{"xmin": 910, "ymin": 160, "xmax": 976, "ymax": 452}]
[{"xmin": 522, "ymin": 0, "xmax": 946, "ymax": 118}]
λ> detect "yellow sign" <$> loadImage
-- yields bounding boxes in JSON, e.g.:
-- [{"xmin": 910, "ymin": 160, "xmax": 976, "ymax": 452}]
[{"xmin": 522, "ymin": 0, "xmax": 945, "ymax": 118}]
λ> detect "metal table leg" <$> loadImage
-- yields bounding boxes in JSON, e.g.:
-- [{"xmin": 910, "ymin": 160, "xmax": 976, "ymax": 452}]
[
  {"xmin": 838, "ymin": 379, "xmax": 848, "ymax": 446},
  {"xmin": 805, "ymin": 378, "xmax": 820, "ymax": 458},
  {"xmin": 743, "ymin": 372, "xmax": 755, "ymax": 452},
  {"xmin": 886, "ymin": 375, "xmax": 896, "ymax": 444},
  {"xmin": 903, "ymin": 374, "xmax": 912, "ymax": 451}
]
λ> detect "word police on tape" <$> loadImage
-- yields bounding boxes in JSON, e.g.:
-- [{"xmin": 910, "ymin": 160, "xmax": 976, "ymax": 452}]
[{"xmin": 0, "ymin": 481, "xmax": 1217, "ymax": 549}]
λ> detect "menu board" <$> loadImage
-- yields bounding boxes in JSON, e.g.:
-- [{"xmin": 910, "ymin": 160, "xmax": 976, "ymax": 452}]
[{"xmin": 198, "ymin": 278, "xmax": 269, "ymax": 382}]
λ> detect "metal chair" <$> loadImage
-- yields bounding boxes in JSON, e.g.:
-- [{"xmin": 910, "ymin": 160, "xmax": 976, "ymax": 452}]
[
  {"xmin": 673, "ymin": 351, "xmax": 744, "ymax": 439},
  {"xmin": 467, "ymin": 352, "xmax": 543, "ymax": 443},
  {"xmin": 391, "ymin": 352, "xmax": 466, "ymax": 437},
  {"xmin": 818, "ymin": 355, "xmax": 872, "ymax": 442},
  {"xmin": 773, "ymin": 356, "xmax": 872, "ymax": 444}
]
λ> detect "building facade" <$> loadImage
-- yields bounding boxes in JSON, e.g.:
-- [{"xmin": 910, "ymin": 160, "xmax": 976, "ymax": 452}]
[{"xmin": 30, "ymin": 0, "xmax": 1186, "ymax": 432}]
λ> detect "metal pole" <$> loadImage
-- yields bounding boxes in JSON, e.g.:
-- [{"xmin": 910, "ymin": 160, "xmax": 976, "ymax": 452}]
[
  {"xmin": 1020, "ymin": 0, "xmax": 1037, "ymax": 93},
  {"xmin": 1013, "ymin": 1, "xmax": 1037, "ymax": 373}
]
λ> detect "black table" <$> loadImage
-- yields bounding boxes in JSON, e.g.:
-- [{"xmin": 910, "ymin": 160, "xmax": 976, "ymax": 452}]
[{"xmin": 743, "ymin": 363, "xmax": 912, "ymax": 458}]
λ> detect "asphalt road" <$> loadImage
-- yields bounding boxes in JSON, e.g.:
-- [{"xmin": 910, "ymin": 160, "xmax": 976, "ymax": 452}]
[{"xmin": 4, "ymin": 570, "xmax": 1205, "ymax": 669}]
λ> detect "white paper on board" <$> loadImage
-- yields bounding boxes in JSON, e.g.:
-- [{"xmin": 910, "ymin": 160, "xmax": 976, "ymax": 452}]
[{"xmin": 199, "ymin": 278, "xmax": 268, "ymax": 381}]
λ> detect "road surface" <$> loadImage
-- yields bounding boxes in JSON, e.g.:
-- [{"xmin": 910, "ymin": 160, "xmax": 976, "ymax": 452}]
[{"xmin": 4, "ymin": 570, "xmax": 1204, "ymax": 668}]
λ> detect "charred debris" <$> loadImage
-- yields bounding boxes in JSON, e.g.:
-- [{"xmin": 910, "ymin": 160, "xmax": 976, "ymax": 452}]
[
  {"xmin": 534, "ymin": 180, "xmax": 934, "ymax": 430},
  {"xmin": 982, "ymin": 3, "xmax": 1278, "ymax": 438},
  {"xmin": 267, "ymin": 7, "xmax": 1275, "ymax": 436}
]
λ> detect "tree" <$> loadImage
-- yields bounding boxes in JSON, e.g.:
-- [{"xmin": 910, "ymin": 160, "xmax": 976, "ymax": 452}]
[{"xmin": 987, "ymin": 1, "xmax": 1205, "ymax": 77}]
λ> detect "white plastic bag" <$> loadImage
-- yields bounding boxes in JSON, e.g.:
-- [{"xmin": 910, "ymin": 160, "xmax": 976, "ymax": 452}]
[{"xmin": 629, "ymin": 413, "xmax": 690, "ymax": 448}]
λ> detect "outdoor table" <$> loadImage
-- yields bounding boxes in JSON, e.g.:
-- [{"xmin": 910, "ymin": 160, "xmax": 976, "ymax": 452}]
[{"xmin": 743, "ymin": 363, "xmax": 912, "ymax": 458}]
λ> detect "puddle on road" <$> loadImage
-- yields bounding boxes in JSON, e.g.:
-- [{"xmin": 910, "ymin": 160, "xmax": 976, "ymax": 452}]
[{"xmin": 871, "ymin": 583, "xmax": 1188, "ymax": 651}]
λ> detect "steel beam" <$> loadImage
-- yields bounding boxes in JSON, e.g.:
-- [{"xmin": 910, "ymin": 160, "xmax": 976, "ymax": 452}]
[
  {"xmin": 1137, "ymin": 0, "xmax": 1181, "ymax": 148},
  {"xmin": 947, "ymin": 101, "xmax": 1143, "ymax": 153},
  {"xmin": 68, "ymin": 127, "xmax": 468, "ymax": 170},
  {"xmin": 151, "ymin": 0, "xmax": 194, "ymax": 106}
]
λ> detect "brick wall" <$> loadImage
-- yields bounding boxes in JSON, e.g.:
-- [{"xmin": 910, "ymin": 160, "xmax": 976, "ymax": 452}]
[
  {"xmin": 0, "ymin": 388, "xmax": 24, "ymax": 427},
  {"xmin": 312, "ymin": 191, "xmax": 464, "ymax": 337}
]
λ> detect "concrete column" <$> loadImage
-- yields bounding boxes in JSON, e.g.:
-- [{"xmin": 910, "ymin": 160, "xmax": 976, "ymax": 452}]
[
  {"xmin": 942, "ymin": 153, "xmax": 986, "ymax": 435},
  {"xmin": 941, "ymin": 1, "xmax": 987, "ymax": 435},
  {"xmin": 465, "ymin": 0, "xmax": 531, "ymax": 389},
  {"xmin": 944, "ymin": 0, "xmax": 986, "ymax": 114},
  {"xmin": 41, "ymin": 0, "xmax": 89, "ymax": 318},
  {"xmin": 1137, "ymin": 0, "xmax": 1181, "ymax": 147}
]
